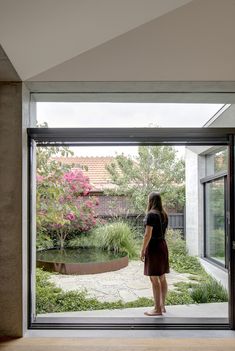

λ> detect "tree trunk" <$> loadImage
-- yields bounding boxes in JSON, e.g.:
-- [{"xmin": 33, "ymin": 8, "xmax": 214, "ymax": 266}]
[{"xmin": 60, "ymin": 238, "xmax": 64, "ymax": 250}]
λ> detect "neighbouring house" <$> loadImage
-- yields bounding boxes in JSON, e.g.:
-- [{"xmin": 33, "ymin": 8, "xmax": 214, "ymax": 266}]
[
  {"xmin": 54, "ymin": 156, "xmax": 136, "ymax": 217},
  {"xmin": 54, "ymin": 156, "xmax": 185, "ymax": 232}
]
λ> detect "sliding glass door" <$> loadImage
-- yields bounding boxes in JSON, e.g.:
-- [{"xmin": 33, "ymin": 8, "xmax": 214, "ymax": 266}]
[{"xmin": 27, "ymin": 127, "xmax": 235, "ymax": 330}]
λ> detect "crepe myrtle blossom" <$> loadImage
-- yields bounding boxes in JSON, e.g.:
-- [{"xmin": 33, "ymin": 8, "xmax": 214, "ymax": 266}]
[
  {"xmin": 66, "ymin": 213, "xmax": 76, "ymax": 221},
  {"xmin": 37, "ymin": 165, "xmax": 99, "ymax": 249},
  {"xmin": 36, "ymin": 174, "xmax": 44, "ymax": 183},
  {"xmin": 63, "ymin": 170, "xmax": 92, "ymax": 195}
]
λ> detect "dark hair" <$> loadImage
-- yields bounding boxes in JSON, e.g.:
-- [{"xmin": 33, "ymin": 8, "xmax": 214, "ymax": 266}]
[{"xmin": 147, "ymin": 192, "xmax": 168, "ymax": 223}]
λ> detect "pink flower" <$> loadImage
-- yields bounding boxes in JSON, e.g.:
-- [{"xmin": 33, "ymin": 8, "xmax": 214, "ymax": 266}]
[
  {"xmin": 66, "ymin": 213, "xmax": 76, "ymax": 221},
  {"xmin": 85, "ymin": 200, "xmax": 93, "ymax": 208},
  {"xmin": 36, "ymin": 175, "xmax": 44, "ymax": 183}
]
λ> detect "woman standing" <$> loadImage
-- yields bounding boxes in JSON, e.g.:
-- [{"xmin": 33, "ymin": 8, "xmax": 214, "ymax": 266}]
[{"xmin": 140, "ymin": 192, "xmax": 169, "ymax": 316}]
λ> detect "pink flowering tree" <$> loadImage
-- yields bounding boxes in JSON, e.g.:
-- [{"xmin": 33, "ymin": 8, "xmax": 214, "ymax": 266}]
[{"xmin": 37, "ymin": 147, "xmax": 98, "ymax": 250}]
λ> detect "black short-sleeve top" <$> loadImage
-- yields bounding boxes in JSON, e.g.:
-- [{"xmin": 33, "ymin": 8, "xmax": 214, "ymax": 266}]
[{"xmin": 144, "ymin": 211, "xmax": 168, "ymax": 240}]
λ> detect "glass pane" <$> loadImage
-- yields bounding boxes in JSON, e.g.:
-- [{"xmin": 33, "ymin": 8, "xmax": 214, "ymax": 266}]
[
  {"xmin": 36, "ymin": 102, "xmax": 223, "ymax": 128},
  {"xmin": 206, "ymin": 148, "xmax": 228, "ymax": 176},
  {"xmin": 205, "ymin": 178, "xmax": 225, "ymax": 265}
]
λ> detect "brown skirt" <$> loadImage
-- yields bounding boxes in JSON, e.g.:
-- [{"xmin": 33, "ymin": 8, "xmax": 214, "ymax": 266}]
[{"xmin": 144, "ymin": 239, "xmax": 170, "ymax": 276}]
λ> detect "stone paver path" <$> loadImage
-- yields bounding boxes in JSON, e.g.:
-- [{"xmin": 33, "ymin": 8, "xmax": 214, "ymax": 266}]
[{"xmin": 49, "ymin": 261, "xmax": 193, "ymax": 303}]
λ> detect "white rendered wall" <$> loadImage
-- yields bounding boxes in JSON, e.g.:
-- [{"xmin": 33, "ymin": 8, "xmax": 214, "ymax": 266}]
[{"xmin": 185, "ymin": 148, "xmax": 206, "ymax": 256}]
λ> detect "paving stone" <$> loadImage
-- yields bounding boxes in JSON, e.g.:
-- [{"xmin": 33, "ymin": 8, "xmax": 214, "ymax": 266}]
[{"xmin": 49, "ymin": 261, "xmax": 193, "ymax": 303}]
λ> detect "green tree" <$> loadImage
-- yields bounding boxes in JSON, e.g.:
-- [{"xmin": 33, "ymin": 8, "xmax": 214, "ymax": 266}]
[{"xmin": 106, "ymin": 145, "xmax": 185, "ymax": 213}]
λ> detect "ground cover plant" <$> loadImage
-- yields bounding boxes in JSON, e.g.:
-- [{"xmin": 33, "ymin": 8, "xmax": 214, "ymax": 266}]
[{"xmin": 36, "ymin": 228, "xmax": 228, "ymax": 314}]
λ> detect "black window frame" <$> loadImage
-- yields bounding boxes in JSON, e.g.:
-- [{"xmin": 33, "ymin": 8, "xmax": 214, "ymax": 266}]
[
  {"xmin": 202, "ymin": 174, "xmax": 228, "ymax": 269},
  {"xmin": 27, "ymin": 127, "xmax": 235, "ymax": 330}
]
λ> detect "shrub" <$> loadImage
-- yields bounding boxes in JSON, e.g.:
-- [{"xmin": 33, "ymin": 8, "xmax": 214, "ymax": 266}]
[
  {"xmin": 36, "ymin": 231, "xmax": 54, "ymax": 251},
  {"xmin": 166, "ymin": 229, "xmax": 187, "ymax": 255},
  {"xmin": 190, "ymin": 278, "xmax": 228, "ymax": 303},
  {"xmin": 166, "ymin": 290, "xmax": 194, "ymax": 305},
  {"xmin": 166, "ymin": 229, "xmax": 205, "ymax": 275},
  {"xmin": 36, "ymin": 268, "xmax": 62, "ymax": 313},
  {"xmin": 90, "ymin": 221, "xmax": 137, "ymax": 259},
  {"xmin": 66, "ymin": 231, "xmax": 96, "ymax": 248}
]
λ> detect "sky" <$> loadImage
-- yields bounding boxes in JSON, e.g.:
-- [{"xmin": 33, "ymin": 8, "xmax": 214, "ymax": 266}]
[{"xmin": 37, "ymin": 102, "xmax": 224, "ymax": 158}]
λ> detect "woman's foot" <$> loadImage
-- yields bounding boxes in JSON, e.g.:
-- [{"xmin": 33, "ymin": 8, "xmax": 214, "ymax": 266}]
[
  {"xmin": 144, "ymin": 309, "xmax": 163, "ymax": 316},
  {"xmin": 161, "ymin": 306, "xmax": 166, "ymax": 313}
]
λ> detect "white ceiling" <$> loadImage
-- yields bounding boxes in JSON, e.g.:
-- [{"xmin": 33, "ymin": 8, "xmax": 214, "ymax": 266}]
[{"xmin": 0, "ymin": 0, "xmax": 193, "ymax": 80}]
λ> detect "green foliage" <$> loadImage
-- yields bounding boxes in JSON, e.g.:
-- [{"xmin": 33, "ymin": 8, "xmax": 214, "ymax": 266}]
[
  {"xmin": 36, "ymin": 228, "xmax": 228, "ymax": 314},
  {"xmin": 66, "ymin": 232, "xmax": 96, "ymax": 248},
  {"xmin": 36, "ymin": 268, "xmax": 152, "ymax": 313},
  {"xmin": 166, "ymin": 290, "xmax": 194, "ymax": 305},
  {"xmin": 36, "ymin": 269, "xmax": 193, "ymax": 314},
  {"xmin": 166, "ymin": 229, "xmax": 205, "ymax": 275},
  {"xmin": 106, "ymin": 145, "xmax": 185, "ymax": 213},
  {"xmin": 90, "ymin": 221, "xmax": 138, "ymax": 259},
  {"xmin": 36, "ymin": 267, "xmax": 228, "ymax": 315},
  {"xmin": 166, "ymin": 229, "xmax": 187, "ymax": 255},
  {"xmin": 36, "ymin": 269, "xmax": 62, "ymax": 314},
  {"xmin": 190, "ymin": 279, "xmax": 228, "ymax": 303},
  {"xmin": 36, "ymin": 231, "xmax": 54, "ymax": 250}
]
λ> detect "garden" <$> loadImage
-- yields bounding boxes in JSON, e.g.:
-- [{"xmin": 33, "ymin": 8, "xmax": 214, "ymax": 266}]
[{"xmin": 36, "ymin": 144, "xmax": 228, "ymax": 315}]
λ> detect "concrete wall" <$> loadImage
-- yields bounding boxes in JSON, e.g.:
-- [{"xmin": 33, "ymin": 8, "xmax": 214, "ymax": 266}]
[
  {"xmin": 185, "ymin": 146, "xmax": 207, "ymax": 256},
  {"xmin": 0, "ymin": 82, "xmax": 23, "ymax": 336},
  {"xmin": 185, "ymin": 148, "xmax": 204, "ymax": 256},
  {"xmin": 0, "ymin": 44, "xmax": 31, "ymax": 336}
]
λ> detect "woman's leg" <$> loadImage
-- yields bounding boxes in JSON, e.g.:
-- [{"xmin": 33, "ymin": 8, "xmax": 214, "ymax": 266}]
[
  {"xmin": 147, "ymin": 276, "xmax": 162, "ymax": 314},
  {"xmin": 159, "ymin": 274, "xmax": 167, "ymax": 312}
]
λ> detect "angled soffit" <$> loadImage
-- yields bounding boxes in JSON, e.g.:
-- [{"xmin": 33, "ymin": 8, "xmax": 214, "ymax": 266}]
[
  {"xmin": 0, "ymin": 44, "xmax": 21, "ymax": 81},
  {"xmin": 29, "ymin": 0, "xmax": 235, "ymax": 82},
  {"xmin": 0, "ymin": 0, "xmax": 193, "ymax": 80}
]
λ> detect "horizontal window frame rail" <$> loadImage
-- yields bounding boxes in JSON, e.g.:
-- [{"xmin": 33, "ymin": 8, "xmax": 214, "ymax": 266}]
[
  {"xmin": 27, "ymin": 128, "xmax": 235, "ymax": 145},
  {"xmin": 30, "ymin": 321, "xmax": 229, "ymax": 331},
  {"xmin": 200, "ymin": 171, "xmax": 227, "ymax": 184},
  {"xmin": 33, "ymin": 316, "xmax": 229, "ymax": 330},
  {"xmin": 201, "ymin": 257, "xmax": 228, "ymax": 272}
]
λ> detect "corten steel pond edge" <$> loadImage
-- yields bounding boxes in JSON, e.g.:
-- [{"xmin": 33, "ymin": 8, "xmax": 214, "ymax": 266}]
[{"xmin": 36, "ymin": 255, "xmax": 128, "ymax": 275}]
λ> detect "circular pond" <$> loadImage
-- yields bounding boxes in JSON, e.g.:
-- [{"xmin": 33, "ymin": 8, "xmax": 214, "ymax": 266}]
[{"xmin": 36, "ymin": 248, "xmax": 128, "ymax": 275}]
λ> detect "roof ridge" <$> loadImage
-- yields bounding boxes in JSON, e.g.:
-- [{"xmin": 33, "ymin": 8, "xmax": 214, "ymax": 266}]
[{"xmin": 55, "ymin": 156, "xmax": 115, "ymax": 159}]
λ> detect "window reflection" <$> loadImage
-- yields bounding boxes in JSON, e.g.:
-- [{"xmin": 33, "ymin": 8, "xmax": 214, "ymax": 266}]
[
  {"xmin": 205, "ymin": 178, "xmax": 225, "ymax": 266},
  {"xmin": 206, "ymin": 148, "xmax": 228, "ymax": 176}
]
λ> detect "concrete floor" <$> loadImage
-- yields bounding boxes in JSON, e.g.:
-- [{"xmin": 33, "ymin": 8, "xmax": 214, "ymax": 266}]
[{"xmin": 38, "ymin": 302, "xmax": 228, "ymax": 319}]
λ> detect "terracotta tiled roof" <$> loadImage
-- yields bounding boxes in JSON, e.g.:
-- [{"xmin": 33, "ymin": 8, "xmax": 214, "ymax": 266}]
[{"xmin": 53, "ymin": 156, "xmax": 116, "ymax": 191}]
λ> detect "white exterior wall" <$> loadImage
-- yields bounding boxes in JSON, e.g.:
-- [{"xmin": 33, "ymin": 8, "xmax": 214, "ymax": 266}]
[
  {"xmin": 185, "ymin": 103, "xmax": 235, "ymax": 258},
  {"xmin": 185, "ymin": 147, "xmax": 206, "ymax": 256}
]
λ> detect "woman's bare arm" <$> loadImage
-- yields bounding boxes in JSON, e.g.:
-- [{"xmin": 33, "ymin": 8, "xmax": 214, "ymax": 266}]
[{"xmin": 140, "ymin": 225, "xmax": 153, "ymax": 261}]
